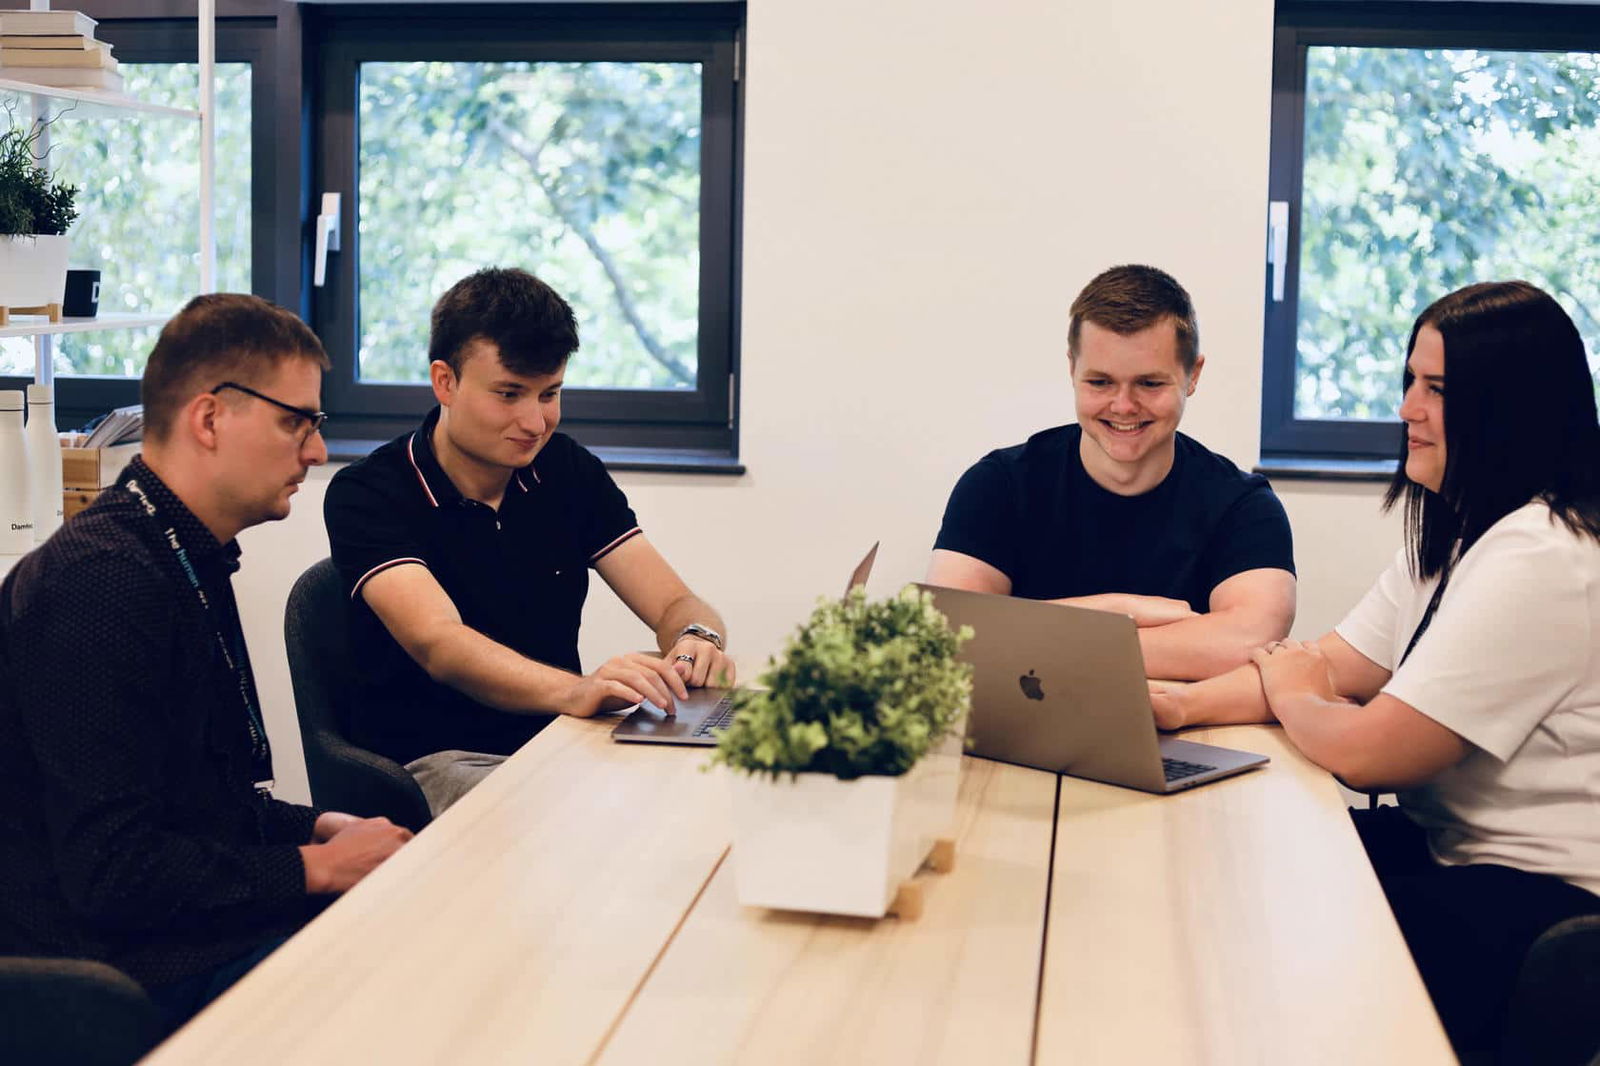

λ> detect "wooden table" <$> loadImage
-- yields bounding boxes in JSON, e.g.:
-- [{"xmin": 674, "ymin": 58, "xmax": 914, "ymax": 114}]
[{"xmin": 141, "ymin": 719, "xmax": 1454, "ymax": 1066}]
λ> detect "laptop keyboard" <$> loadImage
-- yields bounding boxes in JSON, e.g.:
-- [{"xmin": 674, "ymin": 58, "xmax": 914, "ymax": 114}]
[
  {"xmin": 688, "ymin": 695, "xmax": 737, "ymax": 738},
  {"xmin": 1162, "ymin": 757, "xmax": 1216, "ymax": 783}
]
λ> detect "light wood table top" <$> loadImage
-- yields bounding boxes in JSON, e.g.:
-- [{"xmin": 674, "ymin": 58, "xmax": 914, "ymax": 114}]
[
  {"xmin": 142, "ymin": 718, "xmax": 1454, "ymax": 1066},
  {"xmin": 1037, "ymin": 725, "xmax": 1454, "ymax": 1065},
  {"xmin": 142, "ymin": 715, "xmax": 732, "ymax": 1066},
  {"xmin": 599, "ymin": 755, "xmax": 1057, "ymax": 1065}
]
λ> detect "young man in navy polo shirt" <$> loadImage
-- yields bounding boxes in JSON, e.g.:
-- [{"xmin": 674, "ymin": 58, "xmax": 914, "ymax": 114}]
[
  {"xmin": 325, "ymin": 268, "xmax": 732, "ymax": 812},
  {"xmin": 927, "ymin": 264, "xmax": 1296, "ymax": 681}
]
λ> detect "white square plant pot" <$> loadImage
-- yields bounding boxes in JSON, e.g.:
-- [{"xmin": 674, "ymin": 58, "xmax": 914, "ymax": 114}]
[
  {"xmin": 726, "ymin": 715, "xmax": 964, "ymax": 918},
  {"xmin": 0, "ymin": 234, "xmax": 71, "ymax": 310}
]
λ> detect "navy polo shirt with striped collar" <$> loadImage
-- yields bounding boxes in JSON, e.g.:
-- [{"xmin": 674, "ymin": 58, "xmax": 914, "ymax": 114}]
[{"xmin": 324, "ymin": 406, "xmax": 641, "ymax": 764}]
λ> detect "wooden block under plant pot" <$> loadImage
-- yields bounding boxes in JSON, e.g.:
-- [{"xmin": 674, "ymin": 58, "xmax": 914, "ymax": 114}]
[{"xmin": 711, "ymin": 586, "xmax": 973, "ymax": 919}]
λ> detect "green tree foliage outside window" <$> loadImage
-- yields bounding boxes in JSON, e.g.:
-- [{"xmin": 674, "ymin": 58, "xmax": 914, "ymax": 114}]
[
  {"xmin": 0, "ymin": 64, "xmax": 251, "ymax": 381},
  {"xmin": 1298, "ymin": 47, "xmax": 1600, "ymax": 420},
  {"xmin": 356, "ymin": 61, "xmax": 702, "ymax": 390}
]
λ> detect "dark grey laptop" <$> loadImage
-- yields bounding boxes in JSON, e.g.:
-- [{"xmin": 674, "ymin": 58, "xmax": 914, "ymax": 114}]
[
  {"xmin": 613, "ymin": 544, "xmax": 880, "ymax": 746},
  {"xmin": 918, "ymin": 584, "xmax": 1267, "ymax": 793}
]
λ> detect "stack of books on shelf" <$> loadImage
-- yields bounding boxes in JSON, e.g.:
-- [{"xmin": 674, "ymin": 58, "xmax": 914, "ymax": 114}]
[
  {"xmin": 0, "ymin": 10, "xmax": 121, "ymax": 93},
  {"xmin": 79, "ymin": 403, "xmax": 142, "ymax": 450}
]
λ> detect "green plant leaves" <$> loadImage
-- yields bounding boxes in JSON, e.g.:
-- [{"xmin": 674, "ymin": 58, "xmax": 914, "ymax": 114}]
[
  {"xmin": 710, "ymin": 586, "xmax": 973, "ymax": 781},
  {"xmin": 0, "ymin": 107, "xmax": 79, "ymax": 236}
]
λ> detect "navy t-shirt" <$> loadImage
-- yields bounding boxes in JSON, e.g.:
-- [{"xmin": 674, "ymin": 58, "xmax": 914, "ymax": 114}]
[
  {"xmin": 324, "ymin": 407, "xmax": 641, "ymax": 765},
  {"xmin": 934, "ymin": 425, "xmax": 1294, "ymax": 611}
]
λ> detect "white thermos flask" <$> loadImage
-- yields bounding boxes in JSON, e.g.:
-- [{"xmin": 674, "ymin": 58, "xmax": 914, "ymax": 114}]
[
  {"xmin": 26, "ymin": 383, "xmax": 63, "ymax": 543},
  {"xmin": 0, "ymin": 390, "xmax": 31, "ymax": 554}
]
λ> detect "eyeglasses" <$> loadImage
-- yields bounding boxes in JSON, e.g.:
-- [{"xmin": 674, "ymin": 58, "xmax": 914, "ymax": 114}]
[{"xmin": 211, "ymin": 381, "xmax": 328, "ymax": 444}]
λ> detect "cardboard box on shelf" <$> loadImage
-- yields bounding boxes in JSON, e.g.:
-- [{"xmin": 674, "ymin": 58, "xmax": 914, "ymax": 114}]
[
  {"xmin": 61, "ymin": 441, "xmax": 138, "ymax": 490},
  {"xmin": 63, "ymin": 487, "xmax": 99, "ymax": 521}
]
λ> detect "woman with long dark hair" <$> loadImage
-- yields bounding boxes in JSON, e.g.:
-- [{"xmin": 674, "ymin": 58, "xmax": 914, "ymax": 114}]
[{"xmin": 1151, "ymin": 280, "xmax": 1600, "ymax": 1059}]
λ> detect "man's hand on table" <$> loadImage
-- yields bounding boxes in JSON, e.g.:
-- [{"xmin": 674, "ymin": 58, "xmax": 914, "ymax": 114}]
[
  {"xmin": 1052, "ymin": 592, "xmax": 1198, "ymax": 628},
  {"xmin": 665, "ymin": 635, "xmax": 737, "ymax": 690},
  {"xmin": 1117, "ymin": 594, "xmax": 1200, "ymax": 628},
  {"xmin": 559, "ymin": 652, "xmax": 691, "ymax": 718},
  {"xmin": 312, "ymin": 811, "xmax": 362, "ymax": 842},
  {"xmin": 1148, "ymin": 680, "xmax": 1190, "ymax": 731},
  {"xmin": 302, "ymin": 816, "xmax": 413, "ymax": 894}
]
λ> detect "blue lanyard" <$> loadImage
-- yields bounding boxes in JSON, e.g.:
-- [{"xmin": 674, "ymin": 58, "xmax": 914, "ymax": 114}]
[{"xmin": 124, "ymin": 476, "xmax": 274, "ymax": 790}]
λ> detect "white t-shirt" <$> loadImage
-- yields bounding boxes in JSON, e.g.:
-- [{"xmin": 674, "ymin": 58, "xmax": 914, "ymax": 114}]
[{"xmin": 1335, "ymin": 502, "xmax": 1600, "ymax": 897}]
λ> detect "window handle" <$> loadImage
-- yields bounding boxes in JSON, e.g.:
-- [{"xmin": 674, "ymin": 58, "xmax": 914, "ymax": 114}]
[
  {"xmin": 314, "ymin": 192, "xmax": 342, "ymax": 288},
  {"xmin": 1267, "ymin": 200, "xmax": 1290, "ymax": 302}
]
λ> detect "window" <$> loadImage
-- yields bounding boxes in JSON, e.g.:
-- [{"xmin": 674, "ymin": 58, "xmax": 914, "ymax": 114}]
[
  {"xmin": 0, "ymin": 18, "xmax": 277, "ymax": 432},
  {"xmin": 311, "ymin": 6, "xmax": 742, "ymax": 458},
  {"xmin": 1263, "ymin": 4, "xmax": 1600, "ymax": 461}
]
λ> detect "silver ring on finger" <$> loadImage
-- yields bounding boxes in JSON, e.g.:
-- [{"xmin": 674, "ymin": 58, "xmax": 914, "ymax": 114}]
[{"xmin": 675, "ymin": 654, "xmax": 696, "ymax": 665}]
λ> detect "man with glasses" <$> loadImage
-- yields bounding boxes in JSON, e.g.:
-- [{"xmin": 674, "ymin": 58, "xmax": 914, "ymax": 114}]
[
  {"xmin": 324, "ymin": 267, "xmax": 733, "ymax": 814},
  {"xmin": 0, "ymin": 294, "xmax": 411, "ymax": 1034}
]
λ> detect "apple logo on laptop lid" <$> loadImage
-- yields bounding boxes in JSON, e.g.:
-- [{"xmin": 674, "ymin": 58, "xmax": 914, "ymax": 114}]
[{"xmin": 1019, "ymin": 669, "xmax": 1045, "ymax": 701}]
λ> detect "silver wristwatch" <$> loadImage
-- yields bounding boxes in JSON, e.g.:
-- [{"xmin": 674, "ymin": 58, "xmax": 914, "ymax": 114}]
[{"xmin": 677, "ymin": 623, "xmax": 724, "ymax": 651}]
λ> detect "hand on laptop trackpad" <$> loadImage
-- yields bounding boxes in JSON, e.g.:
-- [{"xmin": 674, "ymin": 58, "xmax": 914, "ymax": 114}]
[{"xmin": 637, "ymin": 698, "xmax": 675, "ymax": 718}]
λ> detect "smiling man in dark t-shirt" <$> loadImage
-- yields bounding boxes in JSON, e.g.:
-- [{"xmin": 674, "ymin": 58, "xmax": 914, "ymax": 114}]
[{"xmin": 928, "ymin": 264, "xmax": 1296, "ymax": 680}]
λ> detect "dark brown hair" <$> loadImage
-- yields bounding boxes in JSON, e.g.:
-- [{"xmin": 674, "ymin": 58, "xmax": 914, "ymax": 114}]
[
  {"xmin": 1067, "ymin": 264, "xmax": 1200, "ymax": 374},
  {"xmin": 141, "ymin": 293, "xmax": 329, "ymax": 442},
  {"xmin": 1384, "ymin": 280, "xmax": 1600, "ymax": 580},
  {"xmin": 429, "ymin": 267, "xmax": 579, "ymax": 378}
]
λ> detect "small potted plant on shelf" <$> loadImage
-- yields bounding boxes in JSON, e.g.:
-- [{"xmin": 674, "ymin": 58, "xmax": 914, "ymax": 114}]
[
  {"xmin": 0, "ymin": 107, "xmax": 79, "ymax": 320},
  {"xmin": 711, "ymin": 586, "xmax": 973, "ymax": 918}
]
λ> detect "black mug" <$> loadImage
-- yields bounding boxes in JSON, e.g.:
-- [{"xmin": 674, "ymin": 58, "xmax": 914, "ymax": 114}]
[{"xmin": 63, "ymin": 269, "xmax": 101, "ymax": 318}]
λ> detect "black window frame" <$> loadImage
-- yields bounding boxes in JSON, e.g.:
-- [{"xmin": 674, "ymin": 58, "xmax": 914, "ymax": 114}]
[
  {"xmin": 1262, "ymin": 1, "xmax": 1600, "ymax": 463},
  {"xmin": 307, "ymin": 4, "xmax": 743, "ymax": 458},
  {"xmin": 0, "ymin": 12, "xmax": 284, "ymax": 431}
]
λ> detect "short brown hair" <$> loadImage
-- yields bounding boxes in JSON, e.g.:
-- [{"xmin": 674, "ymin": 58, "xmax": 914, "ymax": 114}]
[
  {"xmin": 141, "ymin": 293, "xmax": 330, "ymax": 442},
  {"xmin": 1067, "ymin": 264, "xmax": 1200, "ymax": 374},
  {"xmin": 429, "ymin": 267, "xmax": 579, "ymax": 378}
]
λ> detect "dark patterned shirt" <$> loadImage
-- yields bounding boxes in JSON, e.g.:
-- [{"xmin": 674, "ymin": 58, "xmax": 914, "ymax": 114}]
[{"xmin": 0, "ymin": 456, "xmax": 319, "ymax": 990}]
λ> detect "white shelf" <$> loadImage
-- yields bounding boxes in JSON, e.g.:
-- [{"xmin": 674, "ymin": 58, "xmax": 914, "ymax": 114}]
[
  {"xmin": 0, "ymin": 312, "xmax": 168, "ymax": 339},
  {"xmin": 0, "ymin": 76, "xmax": 200, "ymax": 120}
]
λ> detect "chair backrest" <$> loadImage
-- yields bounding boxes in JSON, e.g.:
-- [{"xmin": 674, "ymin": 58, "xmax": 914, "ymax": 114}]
[
  {"xmin": 285, "ymin": 558, "xmax": 358, "ymax": 743},
  {"xmin": 284, "ymin": 558, "xmax": 431, "ymax": 831},
  {"xmin": 1501, "ymin": 913, "xmax": 1600, "ymax": 1066},
  {"xmin": 0, "ymin": 956, "xmax": 159, "ymax": 1066}
]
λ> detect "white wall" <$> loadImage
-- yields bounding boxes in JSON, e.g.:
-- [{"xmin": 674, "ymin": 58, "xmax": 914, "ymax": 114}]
[{"xmin": 238, "ymin": 0, "xmax": 1405, "ymax": 804}]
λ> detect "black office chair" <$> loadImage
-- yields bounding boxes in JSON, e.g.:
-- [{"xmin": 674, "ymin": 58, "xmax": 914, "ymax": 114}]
[
  {"xmin": 0, "ymin": 956, "xmax": 159, "ymax": 1066},
  {"xmin": 285, "ymin": 558, "xmax": 432, "ymax": 833},
  {"xmin": 1500, "ymin": 914, "xmax": 1600, "ymax": 1066}
]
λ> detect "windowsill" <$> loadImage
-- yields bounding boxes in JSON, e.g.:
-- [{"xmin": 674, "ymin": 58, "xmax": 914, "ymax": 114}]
[
  {"xmin": 324, "ymin": 439, "xmax": 392, "ymax": 463},
  {"xmin": 591, "ymin": 447, "xmax": 745, "ymax": 476},
  {"xmin": 323, "ymin": 438, "xmax": 744, "ymax": 476},
  {"xmin": 1253, "ymin": 456, "xmax": 1397, "ymax": 483}
]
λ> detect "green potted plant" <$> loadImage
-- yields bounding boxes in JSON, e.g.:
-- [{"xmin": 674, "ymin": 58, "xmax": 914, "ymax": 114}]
[
  {"xmin": 711, "ymin": 586, "xmax": 972, "ymax": 917},
  {"xmin": 0, "ymin": 108, "xmax": 79, "ymax": 317}
]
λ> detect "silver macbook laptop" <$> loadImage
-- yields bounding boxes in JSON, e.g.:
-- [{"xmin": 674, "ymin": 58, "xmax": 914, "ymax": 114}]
[
  {"xmin": 917, "ymin": 584, "xmax": 1267, "ymax": 793},
  {"xmin": 612, "ymin": 543, "xmax": 880, "ymax": 746}
]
